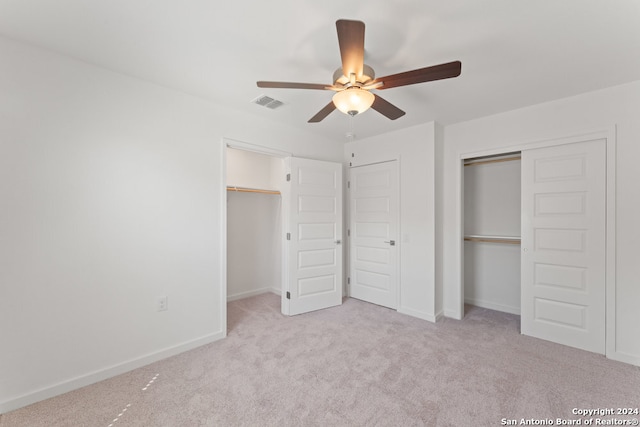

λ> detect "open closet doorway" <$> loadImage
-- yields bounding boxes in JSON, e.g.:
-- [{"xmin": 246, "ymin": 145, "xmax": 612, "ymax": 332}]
[
  {"xmin": 226, "ymin": 145, "xmax": 286, "ymax": 304},
  {"xmin": 463, "ymin": 153, "xmax": 522, "ymax": 316},
  {"xmin": 222, "ymin": 139, "xmax": 344, "ymax": 330}
]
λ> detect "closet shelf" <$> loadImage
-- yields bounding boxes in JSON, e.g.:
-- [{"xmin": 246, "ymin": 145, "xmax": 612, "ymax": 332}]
[
  {"xmin": 464, "ymin": 235, "xmax": 521, "ymax": 245},
  {"xmin": 464, "ymin": 155, "xmax": 521, "ymax": 167},
  {"xmin": 226, "ymin": 186, "xmax": 280, "ymax": 195}
]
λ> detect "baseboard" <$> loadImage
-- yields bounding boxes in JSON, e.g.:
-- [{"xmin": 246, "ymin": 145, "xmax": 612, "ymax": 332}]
[
  {"xmin": 227, "ymin": 287, "xmax": 279, "ymax": 302},
  {"xmin": 607, "ymin": 350, "xmax": 640, "ymax": 367},
  {"xmin": 465, "ymin": 298, "xmax": 521, "ymax": 315},
  {"xmin": 397, "ymin": 306, "xmax": 438, "ymax": 323},
  {"xmin": 443, "ymin": 308, "xmax": 463, "ymax": 320},
  {"xmin": 270, "ymin": 286, "xmax": 281, "ymax": 296},
  {"xmin": 0, "ymin": 331, "xmax": 225, "ymax": 415}
]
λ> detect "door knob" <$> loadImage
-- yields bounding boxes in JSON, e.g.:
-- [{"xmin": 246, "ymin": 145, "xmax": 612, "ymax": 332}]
[{"xmin": 384, "ymin": 240, "xmax": 396, "ymax": 246}]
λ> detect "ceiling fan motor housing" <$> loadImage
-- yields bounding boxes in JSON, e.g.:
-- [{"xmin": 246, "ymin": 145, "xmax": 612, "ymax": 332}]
[{"xmin": 333, "ymin": 64, "xmax": 375, "ymax": 87}]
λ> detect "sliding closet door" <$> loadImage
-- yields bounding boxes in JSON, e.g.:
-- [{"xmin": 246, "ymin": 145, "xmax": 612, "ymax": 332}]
[
  {"xmin": 521, "ymin": 139, "xmax": 606, "ymax": 354},
  {"xmin": 285, "ymin": 157, "xmax": 343, "ymax": 315}
]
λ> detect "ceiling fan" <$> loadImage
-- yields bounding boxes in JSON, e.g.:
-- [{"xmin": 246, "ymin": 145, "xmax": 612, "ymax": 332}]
[{"xmin": 257, "ymin": 19, "xmax": 462, "ymax": 123}]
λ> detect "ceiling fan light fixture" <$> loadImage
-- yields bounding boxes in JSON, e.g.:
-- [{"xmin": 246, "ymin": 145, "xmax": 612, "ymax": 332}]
[{"xmin": 332, "ymin": 88, "xmax": 375, "ymax": 116}]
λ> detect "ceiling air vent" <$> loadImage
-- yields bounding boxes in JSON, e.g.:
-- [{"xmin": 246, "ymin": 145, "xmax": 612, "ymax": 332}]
[{"xmin": 252, "ymin": 95, "xmax": 284, "ymax": 109}]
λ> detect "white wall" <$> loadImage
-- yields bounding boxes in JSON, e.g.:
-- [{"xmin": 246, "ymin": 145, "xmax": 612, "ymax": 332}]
[
  {"xmin": 463, "ymin": 242, "xmax": 521, "ymax": 314},
  {"xmin": 227, "ymin": 192, "xmax": 281, "ymax": 300},
  {"xmin": 443, "ymin": 80, "xmax": 640, "ymax": 366},
  {"xmin": 226, "ymin": 147, "xmax": 284, "ymax": 192},
  {"xmin": 345, "ymin": 122, "xmax": 438, "ymax": 321},
  {"xmin": 0, "ymin": 36, "xmax": 342, "ymax": 413},
  {"xmin": 463, "ymin": 159, "xmax": 521, "ymax": 314},
  {"xmin": 463, "ymin": 160, "xmax": 521, "ymax": 236}
]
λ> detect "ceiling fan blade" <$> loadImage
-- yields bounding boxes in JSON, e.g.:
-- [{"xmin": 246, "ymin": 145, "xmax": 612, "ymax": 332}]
[
  {"xmin": 374, "ymin": 60, "xmax": 462, "ymax": 90},
  {"xmin": 308, "ymin": 102, "xmax": 336, "ymax": 123},
  {"xmin": 257, "ymin": 81, "xmax": 331, "ymax": 90},
  {"xmin": 336, "ymin": 19, "xmax": 365, "ymax": 79},
  {"xmin": 371, "ymin": 95, "xmax": 406, "ymax": 120}
]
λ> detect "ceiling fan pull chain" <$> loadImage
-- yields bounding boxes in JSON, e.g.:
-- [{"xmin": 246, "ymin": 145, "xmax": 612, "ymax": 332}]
[{"xmin": 346, "ymin": 113, "xmax": 356, "ymax": 141}]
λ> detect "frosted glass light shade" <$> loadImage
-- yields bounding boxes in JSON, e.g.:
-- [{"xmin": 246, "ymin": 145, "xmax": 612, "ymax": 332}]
[{"xmin": 332, "ymin": 88, "xmax": 375, "ymax": 115}]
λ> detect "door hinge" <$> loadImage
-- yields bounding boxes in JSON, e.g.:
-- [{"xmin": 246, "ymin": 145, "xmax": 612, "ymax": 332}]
[
  {"xmin": 347, "ymin": 181, "xmax": 350, "ymax": 189},
  {"xmin": 349, "ymin": 162, "xmax": 352, "ymax": 167},
  {"xmin": 286, "ymin": 291, "xmax": 291, "ymax": 299},
  {"xmin": 286, "ymin": 173, "xmax": 291, "ymax": 182},
  {"xmin": 347, "ymin": 277, "xmax": 350, "ymax": 285},
  {"xmin": 286, "ymin": 232, "xmax": 291, "ymax": 240},
  {"xmin": 347, "ymin": 229, "xmax": 350, "ymax": 237}
]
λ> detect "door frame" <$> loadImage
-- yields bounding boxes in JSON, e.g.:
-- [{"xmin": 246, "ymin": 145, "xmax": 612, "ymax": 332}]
[
  {"xmin": 220, "ymin": 138, "xmax": 291, "ymax": 336},
  {"xmin": 454, "ymin": 127, "xmax": 619, "ymax": 361},
  {"xmin": 347, "ymin": 159, "xmax": 401, "ymax": 311}
]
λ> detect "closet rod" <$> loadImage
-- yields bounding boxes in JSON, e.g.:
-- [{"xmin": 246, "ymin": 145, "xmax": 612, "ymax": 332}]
[
  {"xmin": 226, "ymin": 186, "xmax": 280, "ymax": 195},
  {"xmin": 464, "ymin": 235, "xmax": 521, "ymax": 245},
  {"xmin": 464, "ymin": 156, "xmax": 521, "ymax": 167}
]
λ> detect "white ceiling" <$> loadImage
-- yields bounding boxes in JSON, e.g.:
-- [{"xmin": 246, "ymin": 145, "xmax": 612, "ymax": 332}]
[{"xmin": 1, "ymin": 0, "xmax": 639, "ymax": 141}]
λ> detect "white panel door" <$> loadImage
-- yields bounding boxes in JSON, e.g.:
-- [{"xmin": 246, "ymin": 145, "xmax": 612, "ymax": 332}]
[
  {"xmin": 286, "ymin": 157, "xmax": 342, "ymax": 315},
  {"xmin": 521, "ymin": 139, "xmax": 606, "ymax": 353},
  {"xmin": 349, "ymin": 161, "xmax": 398, "ymax": 309}
]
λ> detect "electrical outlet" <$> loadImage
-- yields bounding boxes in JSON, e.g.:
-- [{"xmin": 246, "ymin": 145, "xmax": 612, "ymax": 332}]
[{"xmin": 157, "ymin": 296, "xmax": 168, "ymax": 312}]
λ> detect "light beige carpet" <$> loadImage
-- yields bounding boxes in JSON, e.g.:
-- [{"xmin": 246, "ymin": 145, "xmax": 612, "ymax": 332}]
[{"xmin": 2, "ymin": 293, "xmax": 639, "ymax": 426}]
